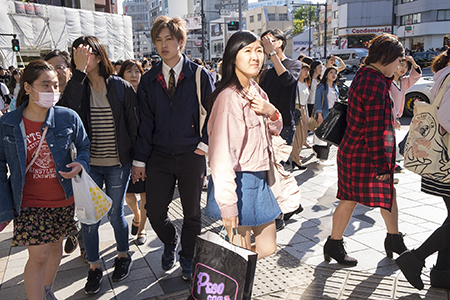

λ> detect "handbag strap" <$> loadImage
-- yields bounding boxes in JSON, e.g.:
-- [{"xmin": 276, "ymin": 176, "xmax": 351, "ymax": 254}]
[
  {"xmin": 433, "ymin": 73, "xmax": 450, "ymax": 109},
  {"xmin": 25, "ymin": 126, "xmax": 48, "ymax": 174},
  {"xmin": 195, "ymin": 66, "xmax": 207, "ymax": 137}
]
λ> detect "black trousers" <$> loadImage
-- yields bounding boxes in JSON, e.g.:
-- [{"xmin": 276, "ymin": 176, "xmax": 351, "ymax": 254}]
[
  {"xmin": 145, "ymin": 150, "xmax": 205, "ymax": 259},
  {"xmin": 414, "ymin": 196, "xmax": 450, "ymax": 270}
]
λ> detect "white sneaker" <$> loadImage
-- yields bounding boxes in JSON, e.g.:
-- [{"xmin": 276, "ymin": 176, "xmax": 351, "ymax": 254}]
[{"xmin": 319, "ymin": 159, "xmax": 335, "ymax": 166}]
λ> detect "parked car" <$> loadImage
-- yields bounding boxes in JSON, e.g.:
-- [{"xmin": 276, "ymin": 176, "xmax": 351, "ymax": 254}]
[
  {"xmin": 403, "ymin": 76, "xmax": 434, "ymax": 117},
  {"xmin": 412, "ymin": 51, "xmax": 439, "ymax": 68},
  {"xmin": 330, "ymin": 48, "xmax": 368, "ymax": 73}
]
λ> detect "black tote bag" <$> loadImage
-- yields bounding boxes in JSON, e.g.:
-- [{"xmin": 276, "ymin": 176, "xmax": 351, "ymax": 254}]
[
  {"xmin": 315, "ymin": 101, "xmax": 348, "ymax": 146},
  {"xmin": 189, "ymin": 231, "xmax": 258, "ymax": 300}
]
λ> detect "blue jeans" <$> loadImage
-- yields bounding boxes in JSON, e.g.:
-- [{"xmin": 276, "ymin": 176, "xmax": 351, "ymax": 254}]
[
  {"xmin": 82, "ymin": 164, "xmax": 130, "ymax": 264},
  {"xmin": 280, "ymin": 125, "xmax": 295, "ymax": 145}
]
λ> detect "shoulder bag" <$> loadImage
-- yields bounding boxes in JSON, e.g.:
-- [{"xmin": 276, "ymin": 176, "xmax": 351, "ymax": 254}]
[
  {"xmin": 315, "ymin": 101, "xmax": 348, "ymax": 146},
  {"xmin": 403, "ymin": 74, "xmax": 450, "ymax": 183}
]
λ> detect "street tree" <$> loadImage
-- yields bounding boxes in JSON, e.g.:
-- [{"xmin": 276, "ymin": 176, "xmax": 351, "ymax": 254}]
[{"xmin": 293, "ymin": 5, "xmax": 319, "ymax": 35}]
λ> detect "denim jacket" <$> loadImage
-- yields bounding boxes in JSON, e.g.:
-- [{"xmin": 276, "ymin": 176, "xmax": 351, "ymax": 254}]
[
  {"xmin": 0, "ymin": 100, "xmax": 90, "ymax": 223},
  {"xmin": 314, "ymin": 83, "xmax": 340, "ymax": 119}
]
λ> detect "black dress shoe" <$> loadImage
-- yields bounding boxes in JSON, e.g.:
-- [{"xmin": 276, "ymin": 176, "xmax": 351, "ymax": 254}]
[
  {"xmin": 292, "ymin": 161, "xmax": 307, "ymax": 170},
  {"xmin": 283, "ymin": 204, "xmax": 304, "ymax": 221}
]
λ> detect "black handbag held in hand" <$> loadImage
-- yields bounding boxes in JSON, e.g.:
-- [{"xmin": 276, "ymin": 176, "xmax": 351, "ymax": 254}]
[{"xmin": 315, "ymin": 101, "xmax": 348, "ymax": 146}]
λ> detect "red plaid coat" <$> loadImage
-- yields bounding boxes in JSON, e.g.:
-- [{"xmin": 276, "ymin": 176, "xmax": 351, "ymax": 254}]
[{"xmin": 336, "ymin": 67, "xmax": 396, "ymax": 211}]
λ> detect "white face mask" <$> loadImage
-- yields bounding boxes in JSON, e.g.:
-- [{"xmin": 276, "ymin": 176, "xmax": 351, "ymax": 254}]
[{"xmin": 29, "ymin": 86, "xmax": 60, "ymax": 108}]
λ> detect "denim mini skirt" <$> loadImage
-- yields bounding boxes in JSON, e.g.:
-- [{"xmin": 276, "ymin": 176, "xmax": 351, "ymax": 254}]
[{"xmin": 205, "ymin": 171, "xmax": 281, "ymax": 227}]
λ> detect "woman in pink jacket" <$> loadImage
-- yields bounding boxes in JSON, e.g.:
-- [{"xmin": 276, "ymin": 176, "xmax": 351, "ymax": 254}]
[
  {"xmin": 206, "ymin": 31, "xmax": 282, "ymax": 259},
  {"xmin": 390, "ymin": 55, "xmax": 421, "ymax": 124}
]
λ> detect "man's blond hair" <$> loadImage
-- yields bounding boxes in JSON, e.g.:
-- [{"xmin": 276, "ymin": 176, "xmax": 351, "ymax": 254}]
[{"xmin": 151, "ymin": 16, "xmax": 187, "ymax": 49}]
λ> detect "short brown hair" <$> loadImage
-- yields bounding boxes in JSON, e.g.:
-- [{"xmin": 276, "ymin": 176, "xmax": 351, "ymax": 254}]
[
  {"xmin": 431, "ymin": 50, "xmax": 450, "ymax": 73},
  {"xmin": 44, "ymin": 49, "xmax": 71, "ymax": 68},
  {"xmin": 151, "ymin": 16, "xmax": 187, "ymax": 49},
  {"xmin": 70, "ymin": 36, "xmax": 114, "ymax": 79},
  {"xmin": 117, "ymin": 59, "xmax": 144, "ymax": 78},
  {"xmin": 364, "ymin": 33, "xmax": 404, "ymax": 66}
]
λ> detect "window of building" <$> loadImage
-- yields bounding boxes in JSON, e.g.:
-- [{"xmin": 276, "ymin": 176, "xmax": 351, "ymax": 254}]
[
  {"xmin": 333, "ymin": 11, "xmax": 339, "ymax": 19},
  {"xmin": 333, "ymin": 27, "xmax": 338, "ymax": 35},
  {"xmin": 249, "ymin": 15, "xmax": 254, "ymax": 23},
  {"xmin": 267, "ymin": 13, "xmax": 276, "ymax": 21},
  {"xmin": 279, "ymin": 13, "xmax": 288, "ymax": 21},
  {"xmin": 438, "ymin": 10, "xmax": 450, "ymax": 21},
  {"xmin": 401, "ymin": 13, "xmax": 421, "ymax": 25},
  {"xmin": 257, "ymin": 13, "xmax": 261, "ymax": 21},
  {"xmin": 257, "ymin": 28, "xmax": 262, "ymax": 36}
]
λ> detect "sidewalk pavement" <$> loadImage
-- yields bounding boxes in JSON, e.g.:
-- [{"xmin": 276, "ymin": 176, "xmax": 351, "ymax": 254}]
[{"xmin": 1, "ymin": 132, "xmax": 450, "ymax": 299}]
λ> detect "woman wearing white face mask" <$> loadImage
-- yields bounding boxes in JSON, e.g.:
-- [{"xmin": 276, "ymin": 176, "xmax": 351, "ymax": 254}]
[{"xmin": 0, "ymin": 60, "xmax": 90, "ymax": 300}]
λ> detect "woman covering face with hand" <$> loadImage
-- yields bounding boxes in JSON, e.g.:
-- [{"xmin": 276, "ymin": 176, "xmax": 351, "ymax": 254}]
[{"xmin": 205, "ymin": 31, "xmax": 282, "ymax": 259}]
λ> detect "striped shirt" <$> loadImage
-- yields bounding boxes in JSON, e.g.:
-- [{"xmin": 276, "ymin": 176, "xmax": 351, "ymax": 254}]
[{"xmin": 89, "ymin": 84, "xmax": 119, "ymax": 166}]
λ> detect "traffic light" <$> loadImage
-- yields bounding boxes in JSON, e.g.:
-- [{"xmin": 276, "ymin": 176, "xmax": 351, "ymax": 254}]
[
  {"xmin": 11, "ymin": 39, "xmax": 20, "ymax": 52},
  {"xmin": 228, "ymin": 21, "xmax": 239, "ymax": 31}
]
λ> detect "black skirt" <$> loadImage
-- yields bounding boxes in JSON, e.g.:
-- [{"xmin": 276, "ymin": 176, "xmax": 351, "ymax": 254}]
[{"xmin": 126, "ymin": 177, "xmax": 146, "ymax": 194}]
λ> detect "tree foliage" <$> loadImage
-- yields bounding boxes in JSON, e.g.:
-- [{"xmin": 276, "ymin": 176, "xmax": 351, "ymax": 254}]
[
  {"xmin": 294, "ymin": 5, "xmax": 319, "ymax": 29},
  {"xmin": 292, "ymin": 19, "xmax": 305, "ymax": 36}
]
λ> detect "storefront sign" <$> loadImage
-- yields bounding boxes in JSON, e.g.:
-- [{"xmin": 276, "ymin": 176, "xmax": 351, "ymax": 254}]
[{"xmin": 346, "ymin": 26, "xmax": 391, "ymax": 35}]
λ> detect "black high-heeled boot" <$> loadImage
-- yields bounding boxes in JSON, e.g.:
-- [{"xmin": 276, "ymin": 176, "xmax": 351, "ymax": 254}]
[
  {"xmin": 430, "ymin": 267, "xmax": 450, "ymax": 290},
  {"xmin": 384, "ymin": 232, "xmax": 408, "ymax": 258},
  {"xmin": 323, "ymin": 236, "xmax": 358, "ymax": 266},
  {"xmin": 395, "ymin": 250, "xmax": 425, "ymax": 290},
  {"xmin": 292, "ymin": 161, "xmax": 307, "ymax": 170}
]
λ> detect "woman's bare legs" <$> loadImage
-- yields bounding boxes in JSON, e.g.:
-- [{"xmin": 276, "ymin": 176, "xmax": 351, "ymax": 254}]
[
  {"xmin": 125, "ymin": 193, "xmax": 140, "ymax": 225},
  {"xmin": 226, "ymin": 221, "xmax": 277, "ymax": 260},
  {"xmin": 138, "ymin": 193, "xmax": 147, "ymax": 234},
  {"xmin": 126, "ymin": 192, "xmax": 147, "ymax": 235},
  {"xmin": 380, "ymin": 187, "xmax": 399, "ymax": 234},
  {"xmin": 330, "ymin": 200, "xmax": 357, "ymax": 240},
  {"xmin": 24, "ymin": 238, "xmax": 63, "ymax": 300}
]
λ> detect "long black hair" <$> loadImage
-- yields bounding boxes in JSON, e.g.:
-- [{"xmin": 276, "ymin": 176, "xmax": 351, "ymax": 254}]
[
  {"xmin": 70, "ymin": 36, "xmax": 114, "ymax": 79},
  {"xmin": 208, "ymin": 30, "xmax": 260, "ymax": 111}
]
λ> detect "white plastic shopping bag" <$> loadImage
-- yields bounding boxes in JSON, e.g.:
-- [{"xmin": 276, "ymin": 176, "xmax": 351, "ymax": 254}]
[{"xmin": 72, "ymin": 166, "xmax": 112, "ymax": 225}]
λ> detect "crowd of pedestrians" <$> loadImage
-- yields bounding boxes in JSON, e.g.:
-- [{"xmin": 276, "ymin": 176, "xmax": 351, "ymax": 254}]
[{"xmin": 1, "ymin": 14, "xmax": 450, "ymax": 299}]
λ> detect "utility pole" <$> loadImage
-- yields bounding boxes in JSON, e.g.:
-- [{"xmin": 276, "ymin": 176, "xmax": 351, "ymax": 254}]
[
  {"xmin": 238, "ymin": 0, "xmax": 242, "ymax": 30},
  {"xmin": 391, "ymin": 0, "xmax": 395, "ymax": 34},
  {"xmin": 308, "ymin": 4, "xmax": 311, "ymax": 57},
  {"xmin": 324, "ymin": 1, "xmax": 327, "ymax": 58},
  {"xmin": 201, "ymin": 0, "xmax": 205, "ymax": 62}
]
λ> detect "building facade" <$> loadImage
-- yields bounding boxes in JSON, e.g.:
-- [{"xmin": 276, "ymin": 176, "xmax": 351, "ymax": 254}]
[
  {"xmin": 395, "ymin": 0, "xmax": 450, "ymax": 51},
  {"xmin": 246, "ymin": 6, "xmax": 292, "ymax": 38},
  {"xmin": 123, "ymin": 0, "xmax": 153, "ymax": 58},
  {"xmin": 331, "ymin": 0, "xmax": 450, "ymax": 51}
]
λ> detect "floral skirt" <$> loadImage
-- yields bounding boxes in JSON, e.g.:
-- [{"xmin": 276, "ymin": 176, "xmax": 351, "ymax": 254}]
[{"xmin": 12, "ymin": 204, "xmax": 77, "ymax": 247}]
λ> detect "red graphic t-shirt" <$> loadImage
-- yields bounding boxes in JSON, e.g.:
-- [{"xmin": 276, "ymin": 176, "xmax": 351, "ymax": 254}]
[{"xmin": 21, "ymin": 116, "xmax": 73, "ymax": 208}]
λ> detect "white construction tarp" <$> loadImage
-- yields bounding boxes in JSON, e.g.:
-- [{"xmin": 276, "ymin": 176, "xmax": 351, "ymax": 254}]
[{"xmin": 0, "ymin": 0, "xmax": 133, "ymax": 68}]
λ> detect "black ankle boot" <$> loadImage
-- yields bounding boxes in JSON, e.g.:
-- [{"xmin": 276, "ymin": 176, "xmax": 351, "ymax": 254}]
[
  {"xmin": 384, "ymin": 232, "xmax": 408, "ymax": 258},
  {"xmin": 430, "ymin": 267, "xmax": 450, "ymax": 289},
  {"xmin": 395, "ymin": 250, "xmax": 425, "ymax": 290},
  {"xmin": 323, "ymin": 236, "xmax": 358, "ymax": 266}
]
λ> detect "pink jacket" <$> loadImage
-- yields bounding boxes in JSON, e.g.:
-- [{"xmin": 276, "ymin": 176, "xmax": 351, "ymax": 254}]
[
  {"xmin": 390, "ymin": 67, "xmax": 421, "ymax": 118},
  {"xmin": 208, "ymin": 81, "xmax": 282, "ymax": 218}
]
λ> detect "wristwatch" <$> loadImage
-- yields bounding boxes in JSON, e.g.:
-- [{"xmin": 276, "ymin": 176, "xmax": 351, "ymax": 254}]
[{"xmin": 269, "ymin": 50, "xmax": 277, "ymax": 57}]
